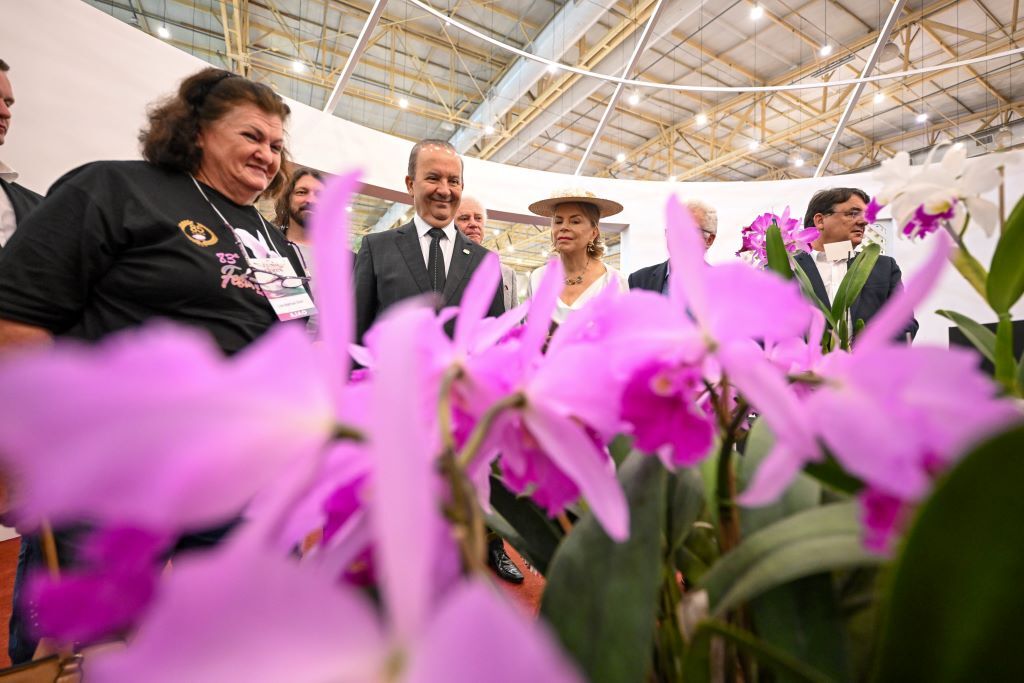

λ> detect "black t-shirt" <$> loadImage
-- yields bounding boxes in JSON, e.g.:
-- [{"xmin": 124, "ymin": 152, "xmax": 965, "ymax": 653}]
[{"xmin": 0, "ymin": 160, "xmax": 305, "ymax": 355}]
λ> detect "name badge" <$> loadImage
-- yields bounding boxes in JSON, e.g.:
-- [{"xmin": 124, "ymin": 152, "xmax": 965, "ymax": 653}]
[{"xmin": 249, "ymin": 257, "xmax": 317, "ymax": 322}]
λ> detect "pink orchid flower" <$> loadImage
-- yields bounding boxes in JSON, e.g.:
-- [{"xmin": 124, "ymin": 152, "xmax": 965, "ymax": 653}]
[{"xmin": 88, "ymin": 291, "xmax": 583, "ymax": 683}]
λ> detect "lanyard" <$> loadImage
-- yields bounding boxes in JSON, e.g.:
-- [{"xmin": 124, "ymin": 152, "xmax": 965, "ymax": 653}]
[{"xmin": 189, "ymin": 175, "xmax": 280, "ymax": 267}]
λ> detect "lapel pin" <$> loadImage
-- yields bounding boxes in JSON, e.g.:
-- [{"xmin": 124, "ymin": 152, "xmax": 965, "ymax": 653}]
[{"xmin": 463, "ymin": 248, "xmax": 471, "ymax": 255}]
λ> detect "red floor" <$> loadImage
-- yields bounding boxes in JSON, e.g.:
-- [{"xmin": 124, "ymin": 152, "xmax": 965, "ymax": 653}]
[{"xmin": 0, "ymin": 538, "xmax": 18, "ymax": 668}]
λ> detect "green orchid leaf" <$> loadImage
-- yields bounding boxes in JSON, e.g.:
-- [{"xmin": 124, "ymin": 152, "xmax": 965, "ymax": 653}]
[
  {"xmin": 986, "ymin": 194, "xmax": 1024, "ymax": 313},
  {"xmin": 936, "ymin": 309, "xmax": 997, "ymax": 364},
  {"xmin": 540, "ymin": 454, "xmax": 666, "ymax": 683},
  {"xmin": 766, "ymin": 224, "xmax": 794, "ymax": 280},
  {"xmin": 487, "ymin": 476, "xmax": 563, "ymax": 575},
  {"xmin": 683, "ymin": 619, "xmax": 836, "ymax": 683},
  {"xmin": 831, "ymin": 243, "xmax": 880, "ymax": 322},
  {"xmin": 872, "ymin": 424, "xmax": 1024, "ymax": 682}
]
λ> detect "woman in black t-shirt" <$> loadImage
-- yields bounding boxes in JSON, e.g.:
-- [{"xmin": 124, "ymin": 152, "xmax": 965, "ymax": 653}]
[
  {"xmin": 0, "ymin": 67, "xmax": 308, "ymax": 665},
  {"xmin": 0, "ymin": 67, "xmax": 307, "ymax": 354}
]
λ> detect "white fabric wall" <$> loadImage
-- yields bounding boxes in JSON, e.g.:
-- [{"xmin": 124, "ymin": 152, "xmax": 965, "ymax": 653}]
[{"xmin": 2, "ymin": 0, "xmax": 1022, "ymax": 345}]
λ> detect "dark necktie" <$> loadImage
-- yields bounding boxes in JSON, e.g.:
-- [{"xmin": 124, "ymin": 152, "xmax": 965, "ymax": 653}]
[{"xmin": 427, "ymin": 227, "xmax": 447, "ymax": 294}]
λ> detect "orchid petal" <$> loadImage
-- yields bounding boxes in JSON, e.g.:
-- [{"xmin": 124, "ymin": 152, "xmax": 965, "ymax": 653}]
[
  {"xmin": 0, "ymin": 324, "xmax": 331, "ymax": 533},
  {"xmin": 521, "ymin": 258, "xmax": 564, "ymax": 359},
  {"xmin": 737, "ymin": 441, "xmax": 808, "ymax": 506},
  {"xmin": 703, "ymin": 265, "xmax": 810, "ymax": 343},
  {"xmin": 310, "ymin": 170, "xmax": 362, "ymax": 412},
  {"xmin": 368, "ymin": 302, "xmax": 448, "ymax": 641},
  {"xmin": 855, "ymin": 230, "xmax": 950, "ymax": 352},
  {"xmin": 87, "ymin": 539, "xmax": 385, "ymax": 683},
  {"xmin": 405, "ymin": 580, "xmax": 583, "ymax": 683},
  {"xmin": 454, "ymin": 252, "xmax": 502, "ymax": 350},
  {"xmin": 523, "ymin": 406, "xmax": 629, "ymax": 541},
  {"xmin": 665, "ymin": 196, "xmax": 708, "ymax": 320},
  {"xmin": 963, "ymin": 197, "xmax": 999, "ymax": 236}
]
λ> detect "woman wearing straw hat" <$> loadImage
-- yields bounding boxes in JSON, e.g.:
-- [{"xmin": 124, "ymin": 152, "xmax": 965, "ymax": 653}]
[{"xmin": 527, "ymin": 188, "xmax": 629, "ymax": 325}]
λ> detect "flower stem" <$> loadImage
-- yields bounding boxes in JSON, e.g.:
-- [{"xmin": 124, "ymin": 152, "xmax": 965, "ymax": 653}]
[
  {"xmin": 437, "ymin": 365, "xmax": 464, "ymax": 453},
  {"xmin": 456, "ymin": 392, "xmax": 526, "ymax": 469},
  {"xmin": 715, "ymin": 387, "xmax": 747, "ymax": 554},
  {"xmin": 331, "ymin": 423, "xmax": 365, "ymax": 442}
]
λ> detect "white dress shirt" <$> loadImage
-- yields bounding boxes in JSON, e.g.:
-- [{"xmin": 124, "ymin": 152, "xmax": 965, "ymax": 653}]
[
  {"xmin": 414, "ymin": 213, "xmax": 455, "ymax": 275},
  {"xmin": 0, "ymin": 160, "xmax": 19, "ymax": 248},
  {"xmin": 812, "ymin": 248, "xmax": 848, "ymax": 302}
]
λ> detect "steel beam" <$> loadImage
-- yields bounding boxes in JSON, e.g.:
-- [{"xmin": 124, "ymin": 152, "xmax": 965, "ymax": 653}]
[
  {"xmin": 574, "ymin": 0, "xmax": 669, "ymax": 175},
  {"xmin": 815, "ymin": 0, "xmax": 907, "ymax": 177},
  {"xmin": 323, "ymin": 0, "xmax": 389, "ymax": 114}
]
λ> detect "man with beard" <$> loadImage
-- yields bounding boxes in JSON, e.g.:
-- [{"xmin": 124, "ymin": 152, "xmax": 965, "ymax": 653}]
[
  {"xmin": 1, "ymin": 59, "xmax": 43, "ymax": 252},
  {"xmin": 354, "ymin": 139, "xmax": 503, "ymax": 343},
  {"xmin": 275, "ymin": 167, "xmax": 324, "ymax": 276}
]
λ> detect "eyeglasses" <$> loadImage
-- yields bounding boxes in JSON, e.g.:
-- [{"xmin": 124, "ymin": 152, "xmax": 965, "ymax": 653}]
[
  {"xmin": 824, "ymin": 209, "xmax": 864, "ymax": 220},
  {"xmin": 248, "ymin": 268, "xmax": 311, "ymax": 290}
]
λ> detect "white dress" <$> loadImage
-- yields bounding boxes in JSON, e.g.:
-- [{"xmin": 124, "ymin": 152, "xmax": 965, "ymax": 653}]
[{"xmin": 527, "ymin": 262, "xmax": 629, "ymax": 325}]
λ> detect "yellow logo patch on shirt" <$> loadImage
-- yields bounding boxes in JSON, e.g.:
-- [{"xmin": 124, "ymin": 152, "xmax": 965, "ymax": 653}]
[{"xmin": 179, "ymin": 219, "xmax": 219, "ymax": 247}]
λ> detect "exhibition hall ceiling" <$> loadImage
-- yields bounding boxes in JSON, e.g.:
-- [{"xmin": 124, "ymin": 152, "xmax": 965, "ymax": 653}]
[{"xmin": 82, "ymin": 0, "xmax": 1023, "ymax": 269}]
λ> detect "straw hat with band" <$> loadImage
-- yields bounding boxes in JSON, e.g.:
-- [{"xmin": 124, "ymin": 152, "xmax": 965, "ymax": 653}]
[{"xmin": 528, "ymin": 188, "xmax": 623, "ymax": 219}]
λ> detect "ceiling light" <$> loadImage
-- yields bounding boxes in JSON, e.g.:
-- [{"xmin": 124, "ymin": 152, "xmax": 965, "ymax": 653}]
[
  {"xmin": 819, "ymin": 44, "xmax": 833, "ymax": 58},
  {"xmin": 792, "ymin": 155, "xmax": 805, "ymax": 167},
  {"xmin": 668, "ymin": 175, "xmax": 677, "ymax": 182},
  {"xmin": 616, "ymin": 152, "xmax": 626, "ymax": 163},
  {"xmin": 995, "ymin": 126, "xmax": 1013, "ymax": 149},
  {"xmin": 879, "ymin": 41, "xmax": 901, "ymax": 63},
  {"xmin": 156, "ymin": 25, "xmax": 171, "ymax": 39},
  {"xmin": 484, "ymin": 124, "xmax": 496, "ymax": 135},
  {"xmin": 546, "ymin": 63, "xmax": 559, "ymax": 74},
  {"xmin": 750, "ymin": 4, "xmax": 764, "ymax": 20},
  {"xmin": 695, "ymin": 112, "xmax": 708, "ymax": 125},
  {"xmin": 492, "ymin": 229, "xmax": 500, "ymax": 236},
  {"xmin": 747, "ymin": 139, "xmax": 760, "ymax": 151},
  {"xmin": 916, "ymin": 112, "xmax": 928, "ymax": 123},
  {"xmin": 291, "ymin": 60, "xmax": 305, "ymax": 73},
  {"xmin": 628, "ymin": 91, "xmax": 640, "ymax": 106},
  {"xmin": 952, "ymin": 141, "xmax": 965, "ymax": 151},
  {"xmin": 345, "ymin": 206, "xmax": 353, "ymax": 213},
  {"xmin": 873, "ymin": 92, "xmax": 885, "ymax": 104},
  {"xmin": 398, "ymin": 97, "xmax": 409, "ymax": 110},
  {"xmin": 506, "ymin": 243, "xmax": 516, "ymax": 253},
  {"xmin": 440, "ymin": 121, "xmax": 456, "ymax": 132},
  {"xmin": 556, "ymin": 141, "xmax": 568, "ymax": 153}
]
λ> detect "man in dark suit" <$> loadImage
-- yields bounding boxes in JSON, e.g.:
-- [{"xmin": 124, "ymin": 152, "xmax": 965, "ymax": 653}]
[
  {"xmin": 0, "ymin": 59, "xmax": 42, "ymax": 251},
  {"xmin": 794, "ymin": 187, "xmax": 918, "ymax": 341},
  {"xmin": 354, "ymin": 139, "xmax": 503, "ymax": 342},
  {"xmin": 628, "ymin": 199, "xmax": 717, "ymax": 293}
]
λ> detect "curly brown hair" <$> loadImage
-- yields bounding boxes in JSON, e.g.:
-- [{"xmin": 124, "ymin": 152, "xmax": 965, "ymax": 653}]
[{"xmin": 139, "ymin": 67, "xmax": 291, "ymax": 197}]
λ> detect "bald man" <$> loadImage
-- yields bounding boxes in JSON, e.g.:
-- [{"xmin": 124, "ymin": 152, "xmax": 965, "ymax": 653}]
[
  {"xmin": 454, "ymin": 196, "xmax": 518, "ymax": 310},
  {"xmin": 628, "ymin": 199, "xmax": 717, "ymax": 293}
]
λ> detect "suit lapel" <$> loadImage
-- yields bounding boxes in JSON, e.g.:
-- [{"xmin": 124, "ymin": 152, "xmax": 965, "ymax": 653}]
[
  {"xmin": 442, "ymin": 231, "xmax": 473, "ymax": 305},
  {"xmin": 794, "ymin": 251, "xmax": 831, "ymax": 308},
  {"xmin": 395, "ymin": 222, "xmax": 432, "ymax": 294},
  {"xmin": 650, "ymin": 261, "xmax": 669, "ymax": 292}
]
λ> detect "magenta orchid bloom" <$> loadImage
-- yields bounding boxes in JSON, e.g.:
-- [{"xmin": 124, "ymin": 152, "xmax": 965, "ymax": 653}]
[
  {"xmin": 737, "ymin": 206, "xmax": 819, "ymax": 267},
  {"xmin": 733, "ymin": 231, "xmax": 1021, "ymax": 549},
  {"xmin": 89, "ymin": 289, "xmax": 583, "ymax": 683},
  {"xmin": 0, "ymin": 322, "xmax": 333, "ymax": 534}
]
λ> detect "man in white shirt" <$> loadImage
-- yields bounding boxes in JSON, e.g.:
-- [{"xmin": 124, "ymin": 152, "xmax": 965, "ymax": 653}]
[
  {"xmin": 454, "ymin": 195, "xmax": 518, "ymax": 310},
  {"xmin": 794, "ymin": 187, "xmax": 918, "ymax": 341},
  {"xmin": 354, "ymin": 139, "xmax": 504, "ymax": 343},
  {"xmin": 0, "ymin": 59, "xmax": 42, "ymax": 251}
]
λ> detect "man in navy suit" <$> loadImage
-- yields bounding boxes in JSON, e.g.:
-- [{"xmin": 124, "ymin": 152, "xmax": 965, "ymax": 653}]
[
  {"xmin": 794, "ymin": 187, "xmax": 918, "ymax": 341},
  {"xmin": 354, "ymin": 139, "xmax": 503, "ymax": 343},
  {"xmin": 0, "ymin": 59, "xmax": 42, "ymax": 253},
  {"xmin": 628, "ymin": 199, "xmax": 717, "ymax": 293}
]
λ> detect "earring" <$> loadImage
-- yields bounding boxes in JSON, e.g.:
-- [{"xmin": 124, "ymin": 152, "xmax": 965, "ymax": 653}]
[{"xmin": 587, "ymin": 240, "xmax": 595, "ymax": 249}]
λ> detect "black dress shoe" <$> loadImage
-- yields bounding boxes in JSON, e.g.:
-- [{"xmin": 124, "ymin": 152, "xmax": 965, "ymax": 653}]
[{"xmin": 488, "ymin": 543, "xmax": 525, "ymax": 584}]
